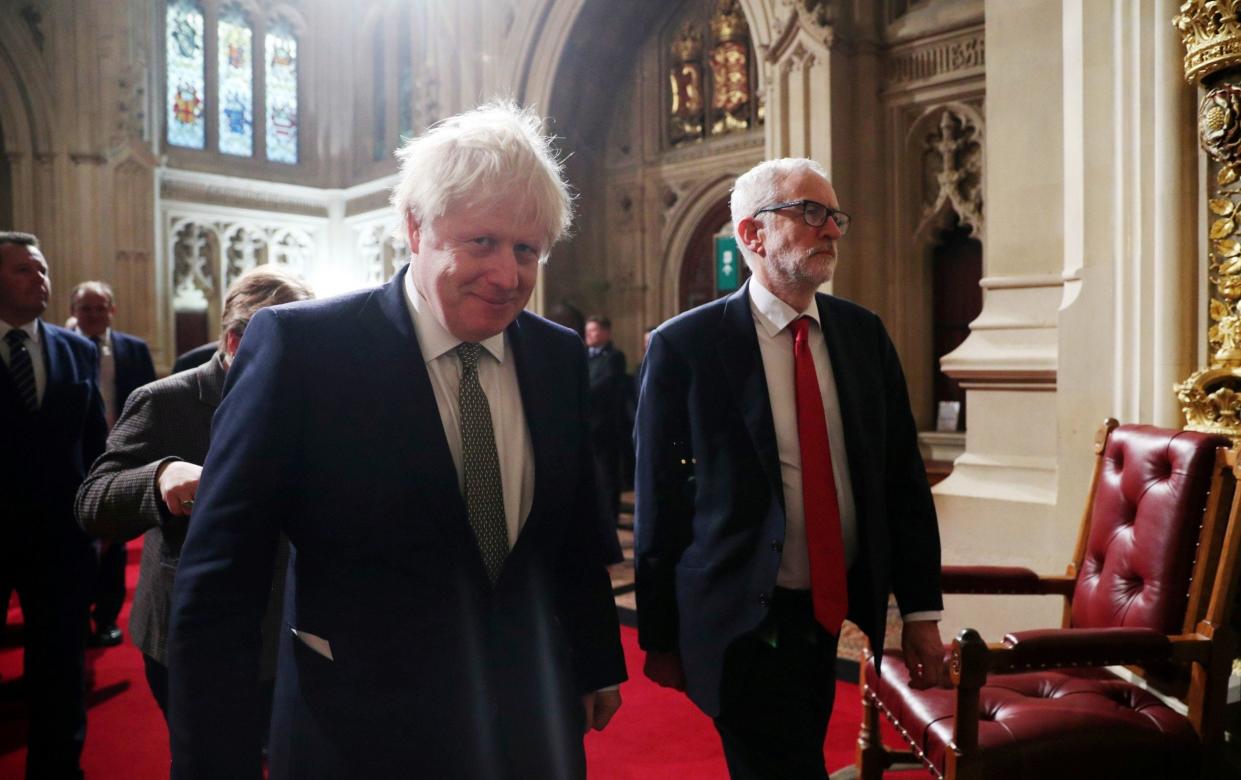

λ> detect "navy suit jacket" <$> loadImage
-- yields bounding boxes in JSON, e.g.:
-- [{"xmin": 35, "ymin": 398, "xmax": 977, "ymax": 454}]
[
  {"xmin": 109, "ymin": 330, "xmax": 156, "ymax": 412},
  {"xmin": 1, "ymin": 322, "xmax": 107, "ymax": 552},
  {"xmin": 168, "ymin": 268, "xmax": 626, "ymax": 779},
  {"xmin": 634, "ymin": 282, "xmax": 942, "ymax": 716}
]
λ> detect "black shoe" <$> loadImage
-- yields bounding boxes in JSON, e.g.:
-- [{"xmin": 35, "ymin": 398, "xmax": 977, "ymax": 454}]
[{"xmin": 89, "ymin": 624, "xmax": 123, "ymax": 648}]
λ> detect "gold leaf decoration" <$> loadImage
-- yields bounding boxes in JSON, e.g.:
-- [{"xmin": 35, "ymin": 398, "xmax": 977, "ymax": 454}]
[
  {"xmin": 1213, "ymin": 218, "xmax": 1237, "ymax": 239},
  {"xmin": 1221, "ymin": 166, "xmax": 1239, "ymax": 186},
  {"xmin": 1221, "ymin": 257, "xmax": 1241, "ymax": 275},
  {"xmin": 1218, "ymin": 239, "xmax": 1241, "ymax": 258},
  {"xmin": 1211, "ymin": 198, "xmax": 1236, "ymax": 216},
  {"xmin": 1212, "ymin": 299, "xmax": 1231, "ymax": 321}
]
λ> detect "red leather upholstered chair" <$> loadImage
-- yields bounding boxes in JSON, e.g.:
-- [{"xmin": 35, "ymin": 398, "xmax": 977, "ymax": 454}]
[{"xmin": 857, "ymin": 420, "xmax": 1241, "ymax": 780}]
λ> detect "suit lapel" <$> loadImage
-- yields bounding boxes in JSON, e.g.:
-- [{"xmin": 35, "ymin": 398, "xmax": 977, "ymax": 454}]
[
  {"xmin": 716, "ymin": 282, "xmax": 783, "ymax": 503},
  {"xmin": 504, "ymin": 314, "xmax": 556, "ymax": 565},
  {"xmin": 357, "ymin": 268, "xmax": 475, "ymax": 556},
  {"xmin": 40, "ymin": 322, "xmax": 73, "ymax": 413}
]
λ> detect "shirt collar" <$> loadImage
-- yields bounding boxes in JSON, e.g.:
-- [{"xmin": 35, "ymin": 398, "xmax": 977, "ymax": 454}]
[
  {"xmin": 402, "ymin": 267, "xmax": 506, "ymax": 365},
  {"xmin": 0, "ymin": 318, "xmax": 41, "ymax": 346},
  {"xmin": 73, "ymin": 326, "xmax": 111, "ymax": 346},
  {"xmin": 747, "ymin": 277, "xmax": 821, "ymax": 339}
]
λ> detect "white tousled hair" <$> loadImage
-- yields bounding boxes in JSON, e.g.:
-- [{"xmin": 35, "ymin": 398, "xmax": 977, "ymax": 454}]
[
  {"xmin": 729, "ymin": 158, "xmax": 830, "ymax": 269},
  {"xmin": 389, "ymin": 101, "xmax": 574, "ymax": 261}
]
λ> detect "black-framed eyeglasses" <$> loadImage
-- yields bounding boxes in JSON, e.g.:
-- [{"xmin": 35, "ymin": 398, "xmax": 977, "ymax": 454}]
[{"xmin": 752, "ymin": 199, "xmax": 851, "ymax": 236}]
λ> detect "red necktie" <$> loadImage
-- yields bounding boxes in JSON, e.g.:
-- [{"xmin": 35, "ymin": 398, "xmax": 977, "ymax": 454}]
[{"xmin": 791, "ymin": 316, "xmax": 848, "ymax": 635}]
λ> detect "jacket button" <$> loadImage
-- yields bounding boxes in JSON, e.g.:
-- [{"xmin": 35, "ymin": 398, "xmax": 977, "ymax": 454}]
[
  {"xmin": 771, "ymin": 540, "xmax": 783, "ymax": 553},
  {"xmin": 758, "ymin": 593, "xmax": 770, "ymax": 608}
]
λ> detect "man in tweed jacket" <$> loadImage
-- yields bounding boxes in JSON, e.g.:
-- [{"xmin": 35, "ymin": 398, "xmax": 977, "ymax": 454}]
[{"xmin": 74, "ymin": 265, "xmax": 312, "ymax": 734}]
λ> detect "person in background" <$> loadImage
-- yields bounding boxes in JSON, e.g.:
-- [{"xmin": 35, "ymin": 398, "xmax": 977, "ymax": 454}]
[
  {"xmin": 75, "ymin": 265, "xmax": 313, "ymax": 747},
  {"xmin": 0, "ymin": 231, "xmax": 107, "ymax": 780},
  {"xmin": 69, "ymin": 280, "xmax": 156, "ymax": 648},
  {"xmin": 586, "ymin": 314, "xmax": 627, "ymax": 565}
]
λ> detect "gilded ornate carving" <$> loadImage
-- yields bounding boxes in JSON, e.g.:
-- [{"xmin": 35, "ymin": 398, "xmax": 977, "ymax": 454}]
[
  {"xmin": 1201, "ymin": 85, "xmax": 1241, "ymax": 161},
  {"xmin": 670, "ymin": 22, "xmax": 705, "ymax": 145},
  {"xmin": 1174, "ymin": 2, "xmax": 1241, "ymax": 439},
  {"xmin": 1176, "ymin": 95, "xmax": 1241, "ymax": 434},
  {"xmin": 1174, "ymin": 0, "xmax": 1241, "ymax": 82}
]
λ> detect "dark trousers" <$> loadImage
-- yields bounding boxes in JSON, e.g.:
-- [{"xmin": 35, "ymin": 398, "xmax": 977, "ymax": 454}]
[
  {"xmin": 150, "ymin": 654, "xmax": 275, "ymax": 749},
  {"xmin": 143, "ymin": 653, "xmax": 170, "ymax": 717},
  {"xmin": 592, "ymin": 446, "xmax": 624, "ymax": 564},
  {"xmin": 91, "ymin": 540, "xmax": 127, "ymax": 629},
  {"xmin": 714, "ymin": 588, "xmax": 839, "ymax": 780},
  {"xmin": 4, "ymin": 537, "xmax": 92, "ymax": 780}
]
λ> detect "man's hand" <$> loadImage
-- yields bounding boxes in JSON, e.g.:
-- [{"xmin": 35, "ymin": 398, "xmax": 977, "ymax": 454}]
[
  {"xmin": 582, "ymin": 689, "xmax": 622, "ymax": 733},
  {"xmin": 901, "ymin": 620, "xmax": 947, "ymax": 690},
  {"xmin": 643, "ymin": 650, "xmax": 687, "ymax": 691},
  {"xmin": 157, "ymin": 460, "xmax": 203, "ymax": 517}
]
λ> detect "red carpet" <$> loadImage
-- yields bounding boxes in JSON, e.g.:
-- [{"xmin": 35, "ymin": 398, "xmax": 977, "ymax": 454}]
[{"xmin": 0, "ymin": 540, "xmax": 927, "ymax": 778}]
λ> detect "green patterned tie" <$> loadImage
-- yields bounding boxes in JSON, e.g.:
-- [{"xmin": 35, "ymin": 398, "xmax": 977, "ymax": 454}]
[{"xmin": 456, "ymin": 342, "xmax": 509, "ymax": 583}]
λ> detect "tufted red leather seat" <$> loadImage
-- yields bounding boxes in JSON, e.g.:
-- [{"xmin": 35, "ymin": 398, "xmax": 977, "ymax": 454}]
[{"xmin": 857, "ymin": 422, "xmax": 1241, "ymax": 780}]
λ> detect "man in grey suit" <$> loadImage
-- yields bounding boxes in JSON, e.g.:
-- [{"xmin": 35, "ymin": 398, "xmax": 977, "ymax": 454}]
[{"xmin": 75, "ymin": 265, "xmax": 313, "ymax": 732}]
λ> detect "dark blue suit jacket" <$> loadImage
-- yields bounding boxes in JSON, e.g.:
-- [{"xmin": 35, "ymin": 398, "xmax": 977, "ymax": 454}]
[
  {"xmin": 1, "ymin": 322, "xmax": 107, "ymax": 553},
  {"xmin": 634, "ymin": 282, "xmax": 942, "ymax": 716},
  {"xmin": 109, "ymin": 330, "xmax": 156, "ymax": 412},
  {"xmin": 168, "ymin": 268, "xmax": 626, "ymax": 779}
]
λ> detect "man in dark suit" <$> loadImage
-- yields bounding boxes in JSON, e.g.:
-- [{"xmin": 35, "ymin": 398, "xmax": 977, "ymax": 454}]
[
  {"xmin": 76, "ymin": 265, "xmax": 313, "ymax": 734},
  {"xmin": 585, "ymin": 315, "xmax": 627, "ymax": 564},
  {"xmin": 635, "ymin": 159, "xmax": 944, "ymax": 779},
  {"xmin": 69, "ymin": 280, "xmax": 157, "ymax": 647},
  {"xmin": 171, "ymin": 341, "xmax": 218, "ymax": 374},
  {"xmin": 167, "ymin": 103, "xmax": 626, "ymax": 780},
  {"xmin": 0, "ymin": 232, "xmax": 107, "ymax": 779}
]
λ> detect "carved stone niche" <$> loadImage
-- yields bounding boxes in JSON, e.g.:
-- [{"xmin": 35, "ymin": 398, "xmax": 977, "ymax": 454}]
[{"xmin": 917, "ymin": 107, "xmax": 984, "ymax": 241}]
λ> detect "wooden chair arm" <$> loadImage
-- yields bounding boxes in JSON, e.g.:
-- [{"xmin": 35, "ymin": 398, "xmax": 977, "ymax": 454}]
[
  {"xmin": 941, "ymin": 565, "xmax": 1076, "ymax": 596},
  {"xmin": 990, "ymin": 627, "xmax": 1173, "ymax": 672}
]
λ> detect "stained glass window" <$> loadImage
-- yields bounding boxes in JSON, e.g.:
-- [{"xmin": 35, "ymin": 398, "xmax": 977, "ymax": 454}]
[
  {"xmin": 217, "ymin": 6, "xmax": 253, "ymax": 156},
  {"xmin": 398, "ymin": 5, "xmax": 414, "ymax": 140},
  {"xmin": 372, "ymin": 24, "xmax": 387, "ymax": 162},
  {"xmin": 166, "ymin": 0, "xmax": 205, "ymax": 149},
  {"xmin": 265, "ymin": 19, "xmax": 299, "ymax": 164}
]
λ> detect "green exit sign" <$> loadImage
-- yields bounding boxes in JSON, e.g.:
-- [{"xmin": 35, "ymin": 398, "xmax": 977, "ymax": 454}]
[{"xmin": 715, "ymin": 236, "xmax": 740, "ymax": 293}]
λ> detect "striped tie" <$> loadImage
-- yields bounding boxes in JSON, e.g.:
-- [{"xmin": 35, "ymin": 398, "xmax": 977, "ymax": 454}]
[
  {"xmin": 456, "ymin": 342, "xmax": 509, "ymax": 583},
  {"xmin": 5, "ymin": 329, "xmax": 38, "ymax": 411}
]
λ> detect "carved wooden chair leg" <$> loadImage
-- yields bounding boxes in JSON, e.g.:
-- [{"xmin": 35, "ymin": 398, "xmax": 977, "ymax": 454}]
[{"xmin": 856, "ymin": 665, "xmax": 890, "ymax": 780}]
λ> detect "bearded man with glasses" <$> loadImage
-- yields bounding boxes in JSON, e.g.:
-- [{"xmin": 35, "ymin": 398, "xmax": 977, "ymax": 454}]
[{"xmin": 635, "ymin": 158, "xmax": 944, "ymax": 779}]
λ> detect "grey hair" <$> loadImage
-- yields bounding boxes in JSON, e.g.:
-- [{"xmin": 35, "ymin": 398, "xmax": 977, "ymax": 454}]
[
  {"xmin": 0, "ymin": 232, "xmax": 39, "ymax": 248},
  {"xmin": 71, "ymin": 280, "xmax": 115, "ymax": 307},
  {"xmin": 388, "ymin": 101, "xmax": 574, "ymax": 262},
  {"xmin": 729, "ymin": 158, "xmax": 830, "ymax": 268}
]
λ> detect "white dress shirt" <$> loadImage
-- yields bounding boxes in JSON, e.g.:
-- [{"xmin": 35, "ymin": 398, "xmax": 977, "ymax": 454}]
[
  {"xmin": 78, "ymin": 327, "xmax": 117, "ymax": 427},
  {"xmin": 0, "ymin": 318, "xmax": 47, "ymax": 406},
  {"xmin": 749, "ymin": 279, "xmax": 940, "ymax": 622},
  {"xmin": 403, "ymin": 270, "xmax": 535, "ymax": 545}
]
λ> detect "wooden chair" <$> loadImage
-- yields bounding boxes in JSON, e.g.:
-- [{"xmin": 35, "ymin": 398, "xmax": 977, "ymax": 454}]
[{"xmin": 857, "ymin": 420, "xmax": 1241, "ymax": 779}]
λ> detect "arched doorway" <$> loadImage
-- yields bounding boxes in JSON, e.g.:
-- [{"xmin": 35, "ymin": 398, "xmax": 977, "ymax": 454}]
[
  {"xmin": 930, "ymin": 218, "xmax": 982, "ymax": 430},
  {"xmin": 677, "ymin": 197, "xmax": 747, "ymax": 312}
]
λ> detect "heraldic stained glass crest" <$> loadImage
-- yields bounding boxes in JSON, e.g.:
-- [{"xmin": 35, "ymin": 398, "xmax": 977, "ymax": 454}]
[
  {"xmin": 266, "ymin": 19, "xmax": 299, "ymax": 164},
  {"xmin": 218, "ymin": 5, "xmax": 254, "ymax": 157},
  {"xmin": 166, "ymin": 0, "xmax": 205, "ymax": 149}
]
